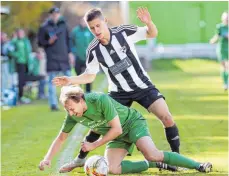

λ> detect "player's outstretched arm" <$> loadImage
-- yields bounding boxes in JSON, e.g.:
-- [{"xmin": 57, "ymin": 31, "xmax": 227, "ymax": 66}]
[
  {"xmin": 137, "ymin": 7, "xmax": 158, "ymax": 38},
  {"xmin": 39, "ymin": 132, "xmax": 68, "ymax": 171},
  {"xmin": 52, "ymin": 73, "xmax": 96, "ymax": 87},
  {"xmin": 210, "ymin": 34, "xmax": 219, "ymax": 44}
]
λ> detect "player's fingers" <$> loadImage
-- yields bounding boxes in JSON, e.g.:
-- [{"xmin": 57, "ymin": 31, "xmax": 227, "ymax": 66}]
[
  {"xmin": 136, "ymin": 9, "xmax": 141, "ymax": 16},
  {"xmin": 39, "ymin": 163, "xmax": 44, "ymax": 170},
  {"xmin": 139, "ymin": 7, "xmax": 144, "ymax": 14}
]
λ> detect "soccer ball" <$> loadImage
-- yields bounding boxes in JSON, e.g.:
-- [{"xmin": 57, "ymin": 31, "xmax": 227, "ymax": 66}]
[{"xmin": 84, "ymin": 155, "xmax": 109, "ymax": 176}]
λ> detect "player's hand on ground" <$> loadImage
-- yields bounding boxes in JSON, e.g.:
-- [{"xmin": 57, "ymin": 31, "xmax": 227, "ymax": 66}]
[
  {"xmin": 137, "ymin": 7, "xmax": 152, "ymax": 25},
  {"xmin": 39, "ymin": 160, "xmax": 51, "ymax": 171},
  {"xmin": 52, "ymin": 76, "xmax": 71, "ymax": 86},
  {"xmin": 81, "ymin": 141, "xmax": 97, "ymax": 152}
]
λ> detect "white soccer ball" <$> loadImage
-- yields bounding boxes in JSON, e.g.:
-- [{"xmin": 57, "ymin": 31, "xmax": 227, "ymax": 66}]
[{"xmin": 84, "ymin": 155, "xmax": 109, "ymax": 176}]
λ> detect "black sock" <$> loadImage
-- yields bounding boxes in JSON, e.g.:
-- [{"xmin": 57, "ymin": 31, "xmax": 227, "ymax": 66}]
[
  {"xmin": 78, "ymin": 131, "xmax": 101, "ymax": 159},
  {"xmin": 165, "ymin": 124, "xmax": 180, "ymax": 153}
]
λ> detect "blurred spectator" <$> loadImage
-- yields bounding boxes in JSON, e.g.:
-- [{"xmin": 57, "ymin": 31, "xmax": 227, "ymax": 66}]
[
  {"xmin": 30, "ymin": 48, "xmax": 47, "ymax": 99},
  {"xmin": 71, "ymin": 18, "xmax": 94, "ymax": 92},
  {"xmin": 13, "ymin": 28, "xmax": 44, "ymax": 104},
  {"xmin": 38, "ymin": 6, "xmax": 74, "ymax": 111},
  {"xmin": 1, "ymin": 32, "xmax": 17, "ymax": 91},
  {"xmin": 13, "ymin": 28, "xmax": 32, "ymax": 104}
]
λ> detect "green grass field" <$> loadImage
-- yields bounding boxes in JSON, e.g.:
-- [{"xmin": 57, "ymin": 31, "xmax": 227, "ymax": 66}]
[{"xmin": 2, "ymin": 59, "xmax": 228, "ymax": 176}]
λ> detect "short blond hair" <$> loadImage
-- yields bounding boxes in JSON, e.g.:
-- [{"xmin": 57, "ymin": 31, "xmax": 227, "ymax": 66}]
[
  {"xmin": 221, "ymin": 11, "xmax": 228, "ymax": 21},
  {"xmin": 59, "ymin": 85, "xmax": 84, "ymax": 105}
]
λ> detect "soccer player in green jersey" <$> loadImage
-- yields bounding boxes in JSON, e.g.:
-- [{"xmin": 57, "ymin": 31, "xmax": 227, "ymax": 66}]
[
  {"xmin": 210, "ymin": 11, "xmax": 228, "ymax": 90},
  {"xmin": 39, "ymin": 86, "xmax": 212, "ymax": 174}
]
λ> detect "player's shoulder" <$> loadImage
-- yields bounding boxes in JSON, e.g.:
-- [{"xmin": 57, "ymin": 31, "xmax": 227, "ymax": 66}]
[
  {"xmin": 111, "ymin": 24, "xmax": 137, "ymax": 33},
  {"xmin": 85, "ymin": 92, "xmax": 104, "ymax": 102},
  {"xmin": 86, "ymin": 38, "xmax": 100, "ymax": 53},
  {"xmin": 216, "ymin": 23, "xmax": 223, "ymax": 29},
  {"xmin": 85, "ymin": 92, "xmax": 109, "ymax": 104}
]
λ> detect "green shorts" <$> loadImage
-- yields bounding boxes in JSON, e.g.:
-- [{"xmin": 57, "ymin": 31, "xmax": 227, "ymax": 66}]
[
  {"xmin": 106, "ymin": 119, "xmax": 151, "ymax": 154},
  {"xmin": 217, "ymin": 49, "xmax": 228, "ymax": 62}
]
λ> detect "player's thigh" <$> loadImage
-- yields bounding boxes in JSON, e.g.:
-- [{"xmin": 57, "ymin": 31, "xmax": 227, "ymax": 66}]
[
  {"xmin": 221, "ymin": 60, "xmax": 228, "ymax": 70},
  {"xmin": 136, "ymin": 136, "xmax": 163, "ymax": 162},
  {"xmin": 109, "ymin": 93, "xmax": 133, "ymax": 107},
  {"xmin": 136, "ymin": 87, "xmax": 165, "ymax": 110},
  {"xmin": 148, "ymin": 98, "xmax": 174, "ymax": 125}
]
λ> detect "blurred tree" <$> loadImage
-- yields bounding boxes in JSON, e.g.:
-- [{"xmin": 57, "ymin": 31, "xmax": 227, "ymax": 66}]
[{"xmin": 1, "ymin": 1, "xmax": 54, "ymax": 35}]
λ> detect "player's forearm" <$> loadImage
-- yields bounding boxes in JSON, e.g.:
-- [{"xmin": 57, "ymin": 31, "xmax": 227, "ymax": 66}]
[
  {"xmin": 69, "ymin": 73, "xmax": 96, "ymax": 85},
  {"xmin": 43, "ymin": 138, "xmax": 65, "ymax": 161},
  {"xmin": 146, "ymin": 21, "xmax": 158, "ymax": 38},
  {"xmin": 210, "ymin": 35, "xmax": 219, "ymax": 44},
  {"xmin": 95, "ymin": 127, "xmax": 122, "ymax": 148}
]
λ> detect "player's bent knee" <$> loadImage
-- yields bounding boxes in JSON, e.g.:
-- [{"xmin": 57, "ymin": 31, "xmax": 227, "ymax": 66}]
[
  {"xmin": 159, "ymin": 114, "xmax": 174, "ymax": 126},
  {"xmin": 145, "ymin": 151, "xmax": 164, "ymax": 162},
  {"xmin": 108, "ymin": 165, "xmax": 122, "ymax": 175}
]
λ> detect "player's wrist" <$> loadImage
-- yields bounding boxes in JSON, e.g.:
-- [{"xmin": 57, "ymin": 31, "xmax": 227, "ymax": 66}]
[
  {"xmin": 67, "ymin": 78, "xmax": 72, "ymax": 86},
  {"xmin": 93, "ymin": 140, "xmax": 101, "ymax": 148}
]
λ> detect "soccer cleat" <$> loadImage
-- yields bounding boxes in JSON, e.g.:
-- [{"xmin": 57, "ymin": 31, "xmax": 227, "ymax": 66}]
[
  {"xmin": 197, "ymin": 162, "xmax": 212, "ymax": 173},
  {"xmin": 59, "ymin": 157, "xmax": 86, "ymax": 173},
  {"xmin": 156, "ymin": 162, "xmax": 178, "ymax": 172}
]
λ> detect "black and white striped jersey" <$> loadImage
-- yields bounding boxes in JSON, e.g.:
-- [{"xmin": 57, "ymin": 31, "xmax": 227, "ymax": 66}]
[{"xmin": 85, "ymin": 24, "xmax": 153, "ymax": 93}]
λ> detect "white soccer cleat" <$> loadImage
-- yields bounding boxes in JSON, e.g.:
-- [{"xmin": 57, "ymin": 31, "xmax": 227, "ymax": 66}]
[{"xmin": 59, "ymin": 157, "xmax": 86, "ymax": 173}]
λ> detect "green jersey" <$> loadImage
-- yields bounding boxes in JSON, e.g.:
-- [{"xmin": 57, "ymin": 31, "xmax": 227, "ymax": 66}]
[
  {"xmin": 61, "ymin": 93, "xmax": 144, "ymax": 140},
  {"xmin": 13, "ymin": 37, "xmax": 32, "ymax": 64},
  {"xmin": 216, "ymin": 23, "xmax": 228, "ymax": 52}
]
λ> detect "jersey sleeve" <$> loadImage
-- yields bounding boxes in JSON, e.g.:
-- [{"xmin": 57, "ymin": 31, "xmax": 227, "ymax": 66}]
[
  {"xmin": 99, "ymin": 94, "xmax": 118, "ymax": 123},
  {"xmin": 121, "ymin": 24, "xmax": 147, "ymax": 43},
  {"xmin": 85, "ymin": 49, "xmax": 100, "ymax": 74},
  {"xmin": 216, "ymin": 24, "xmax": 221, "ymax": 36},
  {"xmin": 61, "ymin": 115, "xmax": 77, "ymax": 133}
]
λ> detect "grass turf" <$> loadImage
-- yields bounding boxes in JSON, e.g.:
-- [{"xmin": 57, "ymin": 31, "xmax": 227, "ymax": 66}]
[{"xmin": 1, "ymin": 59, "xmax": 228, "ymax": 176}]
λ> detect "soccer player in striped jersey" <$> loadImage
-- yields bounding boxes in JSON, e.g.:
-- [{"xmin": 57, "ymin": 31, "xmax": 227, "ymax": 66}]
[{"xmin": 53, "ymin": 7, "xmax": 181, "ymax": 172}]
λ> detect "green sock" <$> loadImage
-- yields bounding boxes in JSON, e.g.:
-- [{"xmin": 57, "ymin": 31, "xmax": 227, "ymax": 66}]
[
  {"xmin": 221, "ymin": 70, "xmax": 228, "ymax": 85},
  {"xmin": 163, "ymin": 151, "xmax": 200, "ymax": 169},
  {"xmin": 148, "ymin": 161, "xmax": 157, "ymax": 168},
  {"xmin": 121, "ymin": 160, "xmax": 149, "ymax": 174}
]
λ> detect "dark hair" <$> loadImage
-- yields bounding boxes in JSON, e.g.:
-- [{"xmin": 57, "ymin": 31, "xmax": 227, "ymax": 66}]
[
  {"xmin": 84, "ymin": 8, "xmax": 104, "ymax": 22},
  {"xmin": 49, "ymin": 6, "xmax": 60, "ymax": 14},
  {"xmin": 68, "ymin": 93, "xmax": 85, "ymax": 103}
]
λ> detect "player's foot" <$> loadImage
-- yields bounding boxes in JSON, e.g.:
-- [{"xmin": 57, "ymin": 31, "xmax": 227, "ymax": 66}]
[
  {"xmin": 224, "ymin": 84, "xmax": 228, "ymax": 91},
  {"xmin": 156, "ymin": 162, "xmax": 178, "ymax": 172},
  {"xmin": 51, "ymin": 105, "xmax": 59, "ymax": 111},
  {"xmin": 59, "ymin": 157, "xmax": 86, "ymax": 173},
  {"xmin": 197, "ymin": 162, "xmax": 212, "ymax": 173}
]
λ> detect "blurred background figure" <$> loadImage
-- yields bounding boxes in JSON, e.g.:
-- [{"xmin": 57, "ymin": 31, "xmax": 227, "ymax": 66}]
[
  {"xmin": 36, "ymin": 48, "xmax": 47, "ymax": 100},
  {"xmin": 13, "ymin": 28, "xmax": 44, "ymax": 104},
  {"xmin": 38, "ymin": 6, "xmax": 74, "ymax": 111},
  {"xmin": 210, "ymin": 11, "xmax": 228, "ymax": 91},
  {"xmin": 1, "ymin": 32, "xmax": 18, "ymax": 107},
  {"xmin": 13, "ymin": 28, "xmax": 32, "ymax": 104},
  {"xmin": 27, "ymin": 48, "xmax": 47, "ymax": 100},
  {"xmin": 71, "ymin": 18, "xmax": 94, "ymax": 92},
  {"xmin": 1, "ymin": 32, "xmax": 16, "ymax": 90}
]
